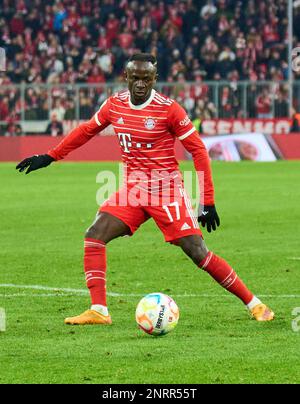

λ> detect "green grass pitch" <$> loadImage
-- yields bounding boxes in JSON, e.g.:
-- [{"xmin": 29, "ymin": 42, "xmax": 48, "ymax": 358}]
[{"xmin": 0, "ymin": 160, "xmax": 300, "ymax": 384}]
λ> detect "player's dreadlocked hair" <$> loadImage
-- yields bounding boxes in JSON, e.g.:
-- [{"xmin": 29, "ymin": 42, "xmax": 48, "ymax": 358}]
[{"xmin": 127, "ymin": 53, "xmax": 157, "ymax": 67}]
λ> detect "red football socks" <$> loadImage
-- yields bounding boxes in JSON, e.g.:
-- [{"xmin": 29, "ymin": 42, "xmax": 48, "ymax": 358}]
[
  {"xmin": 84, "ymin": 238, "xmax": 107, "ymax": 306},
  {"xmin": 83, "ymin": 241, "xmax": 253, "ymax": 307},
  {"xmin": 199, "ymin": 252, "xmax": 254, "ymax": 305}
]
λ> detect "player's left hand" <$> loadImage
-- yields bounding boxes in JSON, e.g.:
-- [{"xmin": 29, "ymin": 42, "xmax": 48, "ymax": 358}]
[{"xmin": 198, "ymin": 205, "xmax": 220, "ymax": 233}]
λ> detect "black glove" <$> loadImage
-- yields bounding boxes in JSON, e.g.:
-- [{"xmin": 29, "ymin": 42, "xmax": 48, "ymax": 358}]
[
  {"xmin": 198, "ymin": 205, "xmax": 220, "ymax": 233},
  {"xmin": 16, "ymin": 154, "xmax": 55, "ymax": 174}
]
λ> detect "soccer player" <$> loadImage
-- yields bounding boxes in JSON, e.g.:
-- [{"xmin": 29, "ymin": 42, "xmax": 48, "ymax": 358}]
[{"xmin": 16, "ymin": 53, "xmax": 274, "ymax": 324}]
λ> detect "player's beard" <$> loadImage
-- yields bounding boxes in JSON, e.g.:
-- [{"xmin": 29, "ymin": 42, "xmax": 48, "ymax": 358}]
[{"xmin": 131, "ymin": 87, "xmax": 151, "ymax": 104}]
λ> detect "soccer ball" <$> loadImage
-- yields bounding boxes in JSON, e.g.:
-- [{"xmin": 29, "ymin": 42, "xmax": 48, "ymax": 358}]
[{"xmin": 135, "ymin": 293, "xmax": 179, "ymax": 336}]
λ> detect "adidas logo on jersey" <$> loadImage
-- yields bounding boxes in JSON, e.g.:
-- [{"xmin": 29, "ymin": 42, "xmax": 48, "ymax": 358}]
[
  {"xmin": 117, "ymin": 117, "xmax": 124, "ymax": 124},
  {"xmin": 181, "ymin": 222, "xmax": 191, "ymax": 231}
]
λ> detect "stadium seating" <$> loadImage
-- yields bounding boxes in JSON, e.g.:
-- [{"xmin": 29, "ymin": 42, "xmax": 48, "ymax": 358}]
[{"xmin": 0, "ymin": 0, "xmax": 295, "ymax": 134}]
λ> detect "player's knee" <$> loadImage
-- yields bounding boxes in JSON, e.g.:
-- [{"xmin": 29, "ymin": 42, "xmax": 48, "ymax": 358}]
[
  {"xmin": 188, "ymin": 246, "xmax": 207, "ymax": 265},
  {"xmin": 85, "ymin": 225, "xmax": 98, "ymax": 240},
  {"xmin": 179, "ymin": 236, "xmax": 208, "ymax": 265},
  {"xmin": 85, "ymin": 223, "xmax": 107, "ymax": 241},
  {"xmin": 85, "ymin": 212, "xmax": 129, "ymax": 243}
]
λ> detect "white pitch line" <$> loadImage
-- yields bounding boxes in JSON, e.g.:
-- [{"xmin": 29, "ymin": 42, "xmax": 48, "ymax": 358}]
[
  {"xmin": 0, "ymin": 284, "xmax": 300, "ymax": 299},
  {"xmin": 0, "ymin": 293, "xmax": 78, "ymax": 298},
  {"xmin": 0, "ymin": 283, "xmax": 88, "ymax": 295}
]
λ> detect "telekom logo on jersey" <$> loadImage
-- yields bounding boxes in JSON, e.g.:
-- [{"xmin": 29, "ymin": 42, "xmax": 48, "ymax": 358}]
[
  {"xmin": 118, "ymin": 133, "xmax": 152, "ymax": 152},
  {"xmin": 118, "ymin": 133, "xmax": 132, "ymax": 153}
]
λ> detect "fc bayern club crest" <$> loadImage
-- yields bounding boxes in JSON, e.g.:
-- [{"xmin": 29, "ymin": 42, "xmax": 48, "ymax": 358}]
[{"xmin": 144, "ymin": 117, "xmax": 156, "ymax": 130}]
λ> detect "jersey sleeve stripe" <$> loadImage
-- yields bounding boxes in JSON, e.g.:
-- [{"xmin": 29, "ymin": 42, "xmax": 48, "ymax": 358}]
[
  {"xmin": 94, "ymin": 112, "xmax": 101, "ymax": 126},
  {"xmin": 178, "ymin": 127, "xmax": 196, "ymax": 140},
  {"xmin": 94, "ymin": 99, "xmax": 108, "ymax": 126}
]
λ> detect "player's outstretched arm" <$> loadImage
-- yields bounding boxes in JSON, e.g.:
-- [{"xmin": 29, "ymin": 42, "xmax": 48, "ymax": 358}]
[
  {"xmin": 16, "ymin": 99, "xmax": 112, "ymax": 172},
  {"xmin": 16, "ymin": 154, "xmax": 55, "ymax": 175}
]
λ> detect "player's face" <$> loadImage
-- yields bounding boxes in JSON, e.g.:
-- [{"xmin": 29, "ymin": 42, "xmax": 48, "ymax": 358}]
[{"xmin": 125, "ymin": 61, "xmax": 157, "ymax": 104}]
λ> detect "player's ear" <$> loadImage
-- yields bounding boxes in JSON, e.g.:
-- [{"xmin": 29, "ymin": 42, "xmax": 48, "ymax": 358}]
[
  {"xmin": 152, "ymin": 72, "xmax": 158, "ymax": 84},
  {"xmin": 124, "ymin": 69, "xmax": 128, "ymax": 82}
]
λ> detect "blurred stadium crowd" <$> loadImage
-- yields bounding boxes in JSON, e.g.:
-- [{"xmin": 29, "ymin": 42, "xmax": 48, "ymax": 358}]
[{"xmin": 0, "ymin": 0, "xmax": 299, "ymax": 135}]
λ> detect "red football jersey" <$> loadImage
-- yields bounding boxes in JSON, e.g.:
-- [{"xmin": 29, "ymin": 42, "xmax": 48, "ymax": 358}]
[
  {"xmin": 48, "ymin": 89, "xmax": 215, "ymax": 205},
  {"xmin": 94, "ymin": 89, "xmax": 195, "ymax": 174}
]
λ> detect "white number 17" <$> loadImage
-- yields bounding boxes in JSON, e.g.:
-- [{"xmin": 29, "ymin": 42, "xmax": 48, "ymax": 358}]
[{"xmin": 163, "ymin": 202, "xmax": 180, "ymax": 223}]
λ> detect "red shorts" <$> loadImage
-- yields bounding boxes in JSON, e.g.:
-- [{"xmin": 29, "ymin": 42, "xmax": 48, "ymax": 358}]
[{"xmin": 99, "ymin": 182, "xmax": 202, "ymax": 243}]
